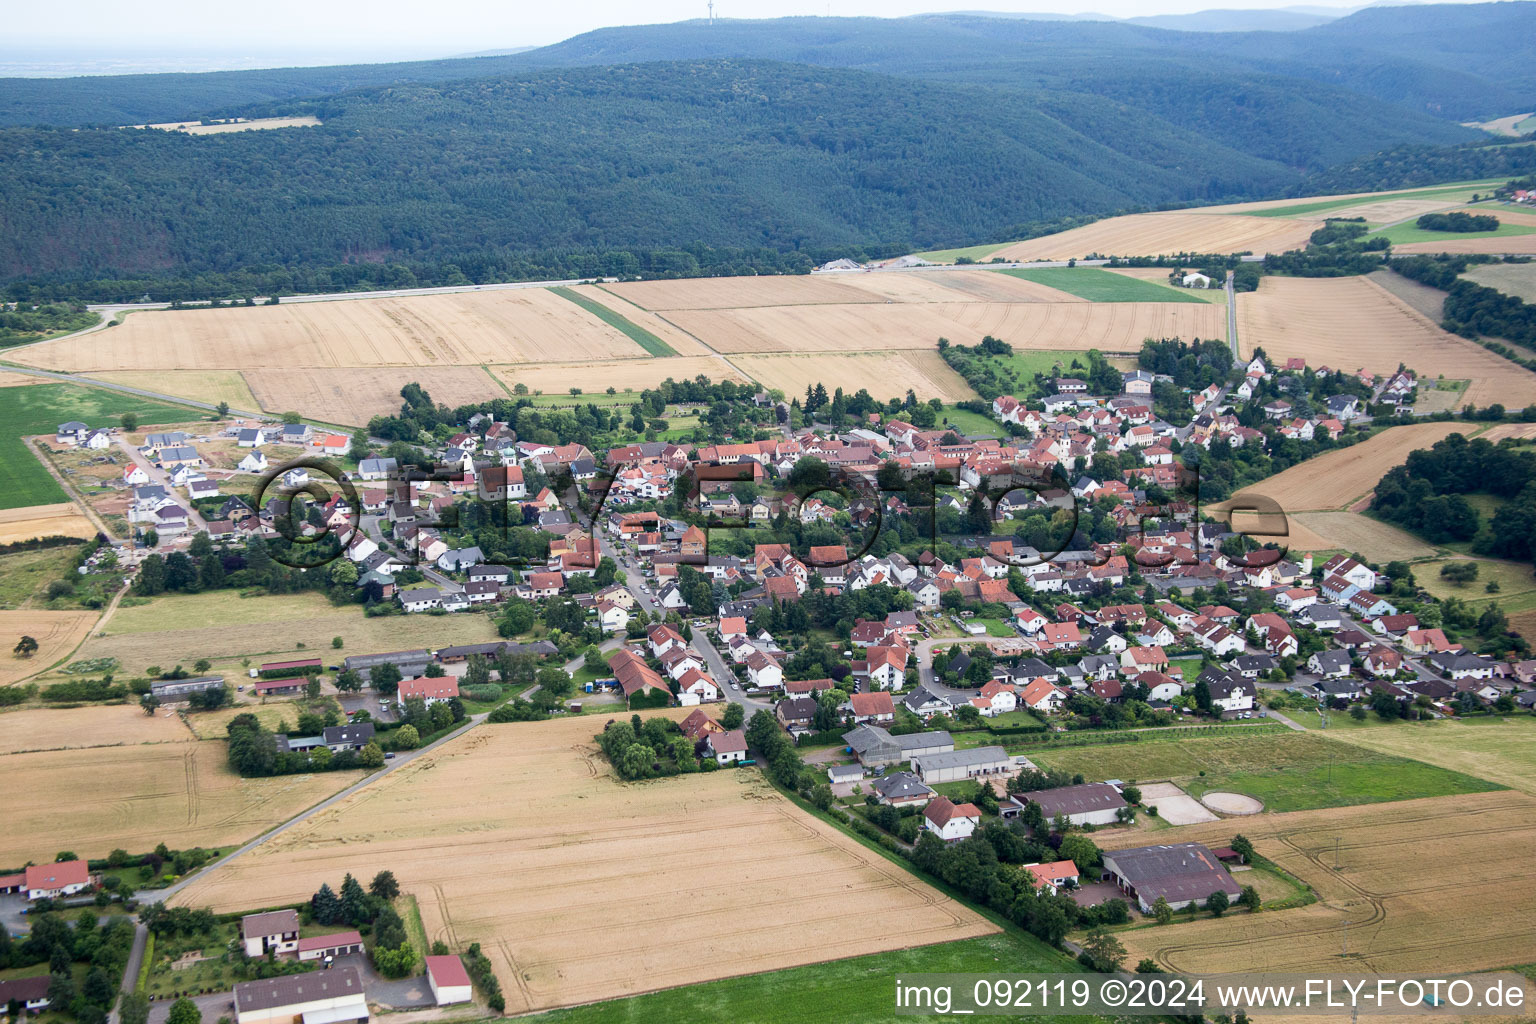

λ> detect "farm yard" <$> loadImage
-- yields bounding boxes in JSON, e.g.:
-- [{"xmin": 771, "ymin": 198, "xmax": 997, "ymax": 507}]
[
  {"xmin": 56, "ymin": 589, "xmax": 503, "ymax": 677},
  {"xmin": 171, "ymin": 712, "xmax": 996, "ymax": 1015},
  {"xmin": 0, "ymin": 703, "xmax": 190, "ymax": 754},
  {"xmin": 0, "ymin": 503, "xmax": 98, "ymax": 545},
  {"xmin": 1026, "ymin": 730, "xmax": 1499, "ymax": 813},
  {"xmin": 0, "ymin": 608, "xmax": 101, "ymax": 685},
  {"xmin": 1108, "ymin": 790, "xmax": 1536, "ymax": 977},
  {"xmin": 980, "ymin": 213, "xmax": 1322, "ymax": 263},
  {"xmin": 1237, "ymin": 275, "xmax": 1536, "ymax": 409},
  {"xmin": 0, "ymin": 739, "xmax": 360, "ymax": 866}
]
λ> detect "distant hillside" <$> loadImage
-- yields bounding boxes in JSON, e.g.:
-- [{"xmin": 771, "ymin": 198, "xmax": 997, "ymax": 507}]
[
  {"xmin": 2, "ymin": 3, "xmax": 1533, "ymax": 128},
  {"xmin": 0, "ymin": 60, "xmax": 1294, "ymax": 296}
]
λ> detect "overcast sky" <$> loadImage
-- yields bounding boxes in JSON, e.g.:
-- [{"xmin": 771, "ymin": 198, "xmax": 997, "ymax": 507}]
[{"xmin": 3, "ymin": 0, "xmax": 1457, "ymax": 72}]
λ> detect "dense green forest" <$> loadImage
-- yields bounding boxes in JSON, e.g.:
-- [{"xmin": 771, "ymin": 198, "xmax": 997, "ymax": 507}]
[
  {"xmin": 1372, "ymin": 433, "xmax": 1536, "ymax": 560},
  {"xmin": 1, "ymin": 6, "xmax": 1531, "ymax": 300},
  {"xmin": 4, "ymin": 5, "xmax": 1531, "ymax": 128},
  {"xmin": 1391, "ymin": 256, "xmax": 1536, "ymax": 352},
  {"xmin": 0, "ymin": 61, "xmax": 1300, "ymax": 299}
]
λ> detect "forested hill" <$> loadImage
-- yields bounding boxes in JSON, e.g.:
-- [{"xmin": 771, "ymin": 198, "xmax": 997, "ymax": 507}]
[
  {"xmin": 3, "ymin": 3, "xmax": 1533, "ymax": 129},
  {"xmin": 0, "ymin": 61, "xmax": 1295, "ymax": 295}
]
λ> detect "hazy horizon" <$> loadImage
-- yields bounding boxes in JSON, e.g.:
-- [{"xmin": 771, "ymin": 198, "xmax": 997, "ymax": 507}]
[{"xmin": 0, "ymin": 0, "xmax": 1468, "ymax": 77}]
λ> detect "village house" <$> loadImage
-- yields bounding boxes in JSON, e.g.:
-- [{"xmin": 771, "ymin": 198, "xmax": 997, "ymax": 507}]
[{"xmin": 923, "ymin": 796, "xmax": 982, "ymax": 842}]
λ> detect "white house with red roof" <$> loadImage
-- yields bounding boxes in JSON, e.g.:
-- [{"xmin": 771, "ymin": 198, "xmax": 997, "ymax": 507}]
[
  {"xmin": 397, "ymin": 677, "xmax": 461, "ymax": 705},
  {"xmin": 1019, "ymin": 677, "xmax": 1068, "ymax": 713},
  {"xmin": 16, "ymin": 861, "xmax": 91, "ymax": 901},
  {"xmin": 425, "ymin": 955, "xmax": 473, "ymax": 1006},
  {"xmin": 1025, "ymin": 860, "xmax": 1080, "ymax": 889},
  {"xmin": 923, "ymin": 796, "xmax": 981, "ymax": 842}
]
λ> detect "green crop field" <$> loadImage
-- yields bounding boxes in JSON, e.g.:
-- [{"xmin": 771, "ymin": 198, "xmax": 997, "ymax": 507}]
[
  {"xmin": 997, "ymin": 267, "xmax": 1207, "ymax": 303},
  {"xmin": 521, "ymin": 932, "xmax": 1110, "ymax": 1024},
  {"xmin": 911, "ymin": 241, "xmax": 1013, "ymax": 263},
  {"xmin": 0, "ymin": 382, "xmax": 195, "ymax": 509},
  {"xmin": 1367, "ymin": 221, "xmax": 1536, "ymax": 245},
  {"xmin": 1029, "ymin": 731, "xmax": 1500, "ymax": 812},
  {"xmin": 551, "ymin": 286, "xmax": 677, "ymax": 357},
  {"xmin": 1245, "ymin": 181, "xmax": 1505, "ymax": 219}
]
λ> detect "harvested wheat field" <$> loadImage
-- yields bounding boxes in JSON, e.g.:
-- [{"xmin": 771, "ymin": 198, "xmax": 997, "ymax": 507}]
[
  {"xmin": 1219, "ymin": 423, "xmax": 1471, "ymax": 513},
  {"xmin": 1237, "ymin": 275, "xmax": 1536, "ymax": 408},
  {"xmin": 11, "ymin": 289, "xmax": 651, "ymax": 372},
  {"xmin": 173, "ymin": 713, "xmax": 996, "ymax": 1014},
  {"xmin": 839, "ymin": 270, "xmax": 1081, "ymax": 304},
  {"xmin": 672, "ymin": 301, "xmax": 1223, "ymax": 355},
  {"xmin": 567, "ymin": 286, "xmax": 710, "ymax": 355},
  {"xmin": 0, "ymin": 740, "xmax": 359, "ymax": 865},
  {"xmin": 1108, "ymin": 791, "xmax": 1536, "ymax": 977},
  {"xmin": 1287, "ymin": 512, "xmax": 1439, "ymax": 561},
  {"xmin": 1395, "ymin": 233, "xmax": 1536, "ymax": 255},
  {"xmin": 0, "ymin": 704, "xmax": 190, "ymax": 754},
  {"xmin": 986, "ymin": 213, "xmax": 1320, "ymax": 262},
  {"xmin": 86, "ymin": 370, "xmax": 260, "ymax": 412},
  {"xmin": 605, "ymin": 275, "xmax": 880, "ymax": 310},
  {"xmin": 0, "ymin": 608, "xmax": 99, "ymax": 685},
  {"xmin": 0, "ymin": 503, "xmax": 98, "ymax": 545},
  {"xmin": 1467, "ymin": 207, "xmax": 1536, "ymax": 228},
  {"xmin": 1479, "ymin": 422, "xmax": 1536, "ymax": 442},
  {"xmin": 1314, "ymin": 198, "xmax": 1461, "ymax": 223},
  {"xmin": 493, "ymin": 356, "xmax": 748, "ymax": 396},
  {"xmin": 733, "ymin": 351, "xmax": 978, "ymax": 403},
  {"xmin": 243, "ymin": 366, "xmax": 501, "ymax": 425},
  {"xmin": 0, "ymin": 370, "xmax": 45, "ymax": 388}
]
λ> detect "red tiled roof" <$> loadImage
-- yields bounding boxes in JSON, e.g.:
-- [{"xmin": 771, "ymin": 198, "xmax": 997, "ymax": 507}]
[{"xmin": 426, "ymin": 955, "xmax": 472, "ymax": 989}]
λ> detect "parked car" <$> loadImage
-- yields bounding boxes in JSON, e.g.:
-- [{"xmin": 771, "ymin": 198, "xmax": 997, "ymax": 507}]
[{"xmin": 384, "ymin": 752, "xmax": 397, "ymax": 759}]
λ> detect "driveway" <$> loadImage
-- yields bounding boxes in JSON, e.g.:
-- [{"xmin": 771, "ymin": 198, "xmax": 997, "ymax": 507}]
[
  {"xmin": 340, "ymin": 953, "xmax": 436, "ymax": 1008},
  {"xmin": 148, "ymin": 991, "xmax": 233, "ymax": 1024}
]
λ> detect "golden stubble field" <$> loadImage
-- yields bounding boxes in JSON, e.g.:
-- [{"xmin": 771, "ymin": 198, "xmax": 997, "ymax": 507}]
[
  {"xmin": 242, "ymin": 366, "xmax": 502, "ymax": 425},
  {"xmin": 605, "ymin": 270, "xmax": 1079, "ymax": 309},
  {"xmin": 0, "ymin": 503, "xmax": 99, "ymax": 546},
  {"xmin": 986, "ymin": 213, "xmax": 1321, "ymax": 262},
  {"xmin": 1105, "ymin": 791, "xmax": 1536, "ymax": 977},
  {"xmin": 732, "ymin": 351, "xmax": 978, "ymax": 402},
  {"xmin": 1212, "ymin": 422, "xmax": 1471, "ymax": 513},
  {"xmin": 0, "ymin": 739, "xmax": 360, "ymax": 865},
  {"xmin": 492, "ymin": 355, "xmax": 748, "ymax": 396},
  {"xmin": 11, "ymin": 289, "xmax": 652, "ymax": 372},
  {"xmin": 668, "ymin": 300, "xmax": 1223, "ymax": 355},
  {"xmin": 0, "ymin": 608, "xmax": 100, "ymax": 685},
  {"xmin": 1237, "ymin": 275, "xmax": 1536, "ymax": 409},
  {"xmin": 172, "ymin": 713, "xmax": 996, "ymax": 1014},
  {"xmin": 0, "ymin": 703, "xmax": 190, "ymax": 754}
]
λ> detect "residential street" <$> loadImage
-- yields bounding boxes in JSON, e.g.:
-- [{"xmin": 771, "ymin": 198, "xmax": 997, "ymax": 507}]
[{"xmin": 116, "ymin": 437, "xmax": 211, "ymax": 535}]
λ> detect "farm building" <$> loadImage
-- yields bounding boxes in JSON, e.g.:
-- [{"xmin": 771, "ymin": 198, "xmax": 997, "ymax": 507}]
[
  {"xmin": 1013, "ymin": 782, "xmax": 1127, "ymax": 827},
  {"xmin": 252, "ymin": 679, "xmax": 307, "ymax": 696},
  {"xmin": 872, "ymin": 771, "xmax": 935, "ymax": 807},
  {"xmin": 296, "ymin": 931, "xmax": 364, "ymax": 962},
  {"xmin": 910, "ymin": 745, "xmax": 1010, "ymax": 785},
  {"xmin": 241, "ymin": 910, "xmax": 301, "ymax": 957},
  {"xmin": 0, "ymin": 976, "xmax": 51, "ymax": 1013},
  {"xmin": 0, "ymin": 861, "xmax": 93, "ymax": 901},
  {"xmin": 397, "ymin": 677, "xmax": 461, "ymax": 705},
  {"xmin": 842, "ymin": 725, "xmax": 953, "ymax": 767},
  {"xmin": 1100, "ymin": 843, "xmax": 1241, "ymax": 913},
  {"xmin": 923, "ymin": 796, "xmax": 981, "ymax": 842},
  {"xmin": 1025, "ymin": 861, "xmax": 1080, "ymax": 890},
  {"xmin": 149, "ymin": 675, "xmax": 226, "ymax": 700},
  {"xmin": 233, "ymin": 965, "xmax": 368, "ymax": 1024},
  {"xmin": 425, "ymin": 956, "xmax": 474, "ymax": 1006}
]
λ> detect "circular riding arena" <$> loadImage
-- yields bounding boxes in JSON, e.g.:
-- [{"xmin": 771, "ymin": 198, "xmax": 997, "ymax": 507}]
[{"xmin": 1200, "ymin": 792, "xmax": 1264, "ymax": 815}]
